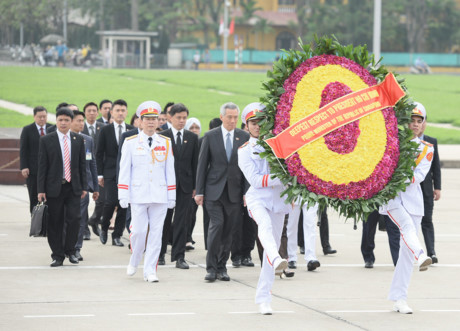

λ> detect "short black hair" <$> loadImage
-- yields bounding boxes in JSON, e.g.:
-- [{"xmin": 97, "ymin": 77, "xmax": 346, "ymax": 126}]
[
  {"xmin": 112, "ymin": 99, "xmax": 127, "ymax": 109},
  {"xmin": 56, "ymin": 107, "xmax": 74, "ymax": 119},
  {"xmin": 209, "ymin": 118, "xmax": 222, "ymax": 130},
  {"xmin": 130, "ymin": 113, "xmax": 139, "ymax": 126},
  {"xmin": 56, "ymin": 102, "xmax": 69, "ymax": 111},
  {"xmin": 33, "ymin": 106, "xmax": 47, "ymax": 116},
  {"xmin": 169, "ymin": 103, "xmax": 189, "ymax": 117},
  {"xmin": 240, "ymin": 122, "xmax": 246, "ymax": 130},
  {"xmin": 72, "ymin": 110, "xmax": 85, "ymax": 119},
  {"xmin": 163, "ymin": 102, "xmax": 174, "ymax": 114},
  {"xmin": 99, "ymin": 99, "xmax": 112, "ymax": 109},
  {"xmin": 83, "ymin": 102, "xmax": 98, "ymax": 112}
]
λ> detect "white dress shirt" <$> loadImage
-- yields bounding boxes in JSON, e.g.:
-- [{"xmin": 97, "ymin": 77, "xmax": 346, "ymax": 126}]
[
  {"xmin": 113, "ymin": 122, "xmax": 127, "ymax": 143},
  {"xmin": 35, "ymin": 123, "xmax": 47, "ymax": 135},
  {"xmin": 221, "ymin": 126, "xmax": 234, "ymax": 149}
]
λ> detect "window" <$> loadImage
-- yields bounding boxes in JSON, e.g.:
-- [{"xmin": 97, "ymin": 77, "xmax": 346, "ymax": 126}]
[{"xmin": 276, "ymin": 32, "xmax": 296, "ymax": 50}]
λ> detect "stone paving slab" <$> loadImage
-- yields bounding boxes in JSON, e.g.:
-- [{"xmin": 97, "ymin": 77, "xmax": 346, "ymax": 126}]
[{"xmin": 0, "ymin": 170, "xmax": 459, "ymax": 330}]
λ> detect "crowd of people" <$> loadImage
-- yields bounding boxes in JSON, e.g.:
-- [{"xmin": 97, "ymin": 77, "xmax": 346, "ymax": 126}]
[{"xmin": 19, "ymin": 99, "xmax": 441, "ymax": 315}]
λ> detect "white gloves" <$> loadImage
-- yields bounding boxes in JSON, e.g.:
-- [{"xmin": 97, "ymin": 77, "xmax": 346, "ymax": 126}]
[
  {"xmin": 168, "ymin": 200, "xmax": 175, "ymax": 209},
  {"xmin": 119, "ymin": 199, "xmax": 129, "ymax": 209}
]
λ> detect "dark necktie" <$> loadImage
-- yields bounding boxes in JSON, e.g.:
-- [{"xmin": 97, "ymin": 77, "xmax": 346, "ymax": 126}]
[
  {"xmin": 148, "ymin": 137, "xmax": 153, "ymax": 148},
  {"xmin": 89, "ymin": 125, "xmax": 95, "ymax": 138},
  {"xmin": 40, "ymin": 127, "xmax": 44, "ymax": 136},
  {"xmin": 117, "ymin": 124, "xmax": 122, "ymax": 144},
  {"xmin": 225, "ymin": 132, "xmax": 232, "ymax": 161},
  {"xmin": 176, "ymin": 131, "xmax": 182, "ymax": 151}
]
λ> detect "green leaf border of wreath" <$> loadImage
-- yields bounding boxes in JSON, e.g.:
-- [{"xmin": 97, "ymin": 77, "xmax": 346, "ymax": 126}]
[{"xmin": 256, "ymin": 35, "xmax": 419, "ymax": 222}]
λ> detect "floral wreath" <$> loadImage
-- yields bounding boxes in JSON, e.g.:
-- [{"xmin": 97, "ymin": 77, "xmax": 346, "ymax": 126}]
[{"xmin": 257, "ymin": 36, "xmax": 418, "ymax": 221}]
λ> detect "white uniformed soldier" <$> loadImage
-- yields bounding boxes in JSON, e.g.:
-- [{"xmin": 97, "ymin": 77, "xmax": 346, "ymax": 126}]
[
  {"xmin": 118, "ymin": 101, "xmax": 176, "ymax": 283},
  {"xmin": 237, "ymin": 102, "xmax": 291, "ymax": 315},
  {"xmin": 379, "ymin": 102, "xmax": 434, "ymax": 314}
]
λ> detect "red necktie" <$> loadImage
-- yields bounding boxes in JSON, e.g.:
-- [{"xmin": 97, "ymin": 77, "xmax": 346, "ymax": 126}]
[
  {"xmin": 40, "ymin": 127, "xmax": 44, "ymax": 136},
  {"xmin": 63, "ymin": 135, "xmax": 71, "ymax": 182}
]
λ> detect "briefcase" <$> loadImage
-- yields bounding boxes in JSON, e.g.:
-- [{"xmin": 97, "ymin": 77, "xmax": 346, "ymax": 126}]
[{"xmin": 30, "ymin": 202, "xmax": 48, "ymax": 237}]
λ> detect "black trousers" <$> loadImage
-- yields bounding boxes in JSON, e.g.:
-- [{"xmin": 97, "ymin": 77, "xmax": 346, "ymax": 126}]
[
  {"xmin": 101, "ymin": 178, "xmax": 126, "ymax": 239},
  {"xmin": 234, "ymin": 205, "xmax": 257, "ymax": 259},
  {"xmin": 421, "ymin": 199, "xmax": 436, "ymax": 256},
  {"xmin": 76, "ymin": 193, "xmax": 89, "ymax": 251},
  {"xmin": 160, "ymin": 208, "xmax": 174, "ymax": 257},
  {"xmin": 361, "ymin": 210, "xmax": 380, "ymax": 263},
  {"xmin": 163, "ymin": 187, "xmax": 193, "ymax": 262},
  {"xmin": 205, "ymin": 187, "xmax": 241, "ymax": 273},
  {"xmin": 187, "ymin": 199, "xmax": 198, "ymax": 244},
  {"xmin": 89, "ymin": 183, "xmax": 105, "ymax": 224},
  {"xmin": 26, "ymin": 174, "xmax": 38, "ymax": 214},
  {"xmin": 46, "ymin": 183, "xmax": 81, "ymax": 261}
]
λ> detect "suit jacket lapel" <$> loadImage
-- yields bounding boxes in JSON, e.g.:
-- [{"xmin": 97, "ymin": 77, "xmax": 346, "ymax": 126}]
[{"xmin": 216, "ymin": 128, "xmax": 228, "ymax": 163}]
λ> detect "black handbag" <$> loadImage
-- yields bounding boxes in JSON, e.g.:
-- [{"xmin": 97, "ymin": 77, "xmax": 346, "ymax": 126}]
[{"xmin": 30, "ymin": 202, "xmax": 48, "ymax": 237}]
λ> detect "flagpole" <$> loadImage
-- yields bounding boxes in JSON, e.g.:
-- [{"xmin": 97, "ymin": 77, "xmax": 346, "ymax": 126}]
[{"xmin": 223, "ymin": 0, "xmax": 230, "ymax": 70}]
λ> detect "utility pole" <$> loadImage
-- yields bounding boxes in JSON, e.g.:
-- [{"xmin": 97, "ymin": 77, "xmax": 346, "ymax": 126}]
[
  {"xmin": 223, "ymin": 0, "xmax": 230, "ymax": 70},
  {"xmin": 373, "ymin": 0, "xmax": 381, "ymax": 66},
  {"xmin": 63, "ymin": 0, "xmax": 68, "ymax": 42}
]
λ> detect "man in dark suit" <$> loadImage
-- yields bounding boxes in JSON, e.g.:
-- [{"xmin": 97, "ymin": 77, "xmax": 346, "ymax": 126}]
[
  {"xmin": 82, "ymin": 101, "xmax": 106, "ymax": 237},
  {"xmin": 37, "ymin": 107, "xmax": 87, "ymax": 267},
  {"xmin": 97, "ymin": 99, "xmax": 112, "ymax": 124},
  {"xmin": 20, "ymin": 106, "xmax": 52, "ymax": 214},
  {"xmin": 160, "ymin": 102, "xmax": 174, "ymax": 130},
  {"xmin": 195, "ymin": 102, "xmax": 249, "ymax": 281},
  {"xmin": 96, "ymin": 99, "xmax": 133, "ymax": 247},
  {"xmin": 159, "ymin": 103, "xmax": 199, "ymax": 269},
  {"xmin": 419, "ymin": 114, "xmax": 442, "ymax": 263},
  {"xmin": 70, "ymin": 110, "xmax": 99, "ymax": 261}
]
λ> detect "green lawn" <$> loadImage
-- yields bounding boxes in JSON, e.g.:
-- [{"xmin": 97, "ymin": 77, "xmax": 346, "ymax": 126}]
[
  {"xmin": 0, "ymin": 108, "xmax": 34, "ymax": 128},
  {"xmin": 0, "ymin": 66, "xmax": 459, "ymax": 142}
]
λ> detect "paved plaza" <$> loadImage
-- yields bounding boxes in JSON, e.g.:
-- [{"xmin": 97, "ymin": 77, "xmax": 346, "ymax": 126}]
[{"xmin": 1, "ymin": 169, "xmax": 459, "ymax": 331}]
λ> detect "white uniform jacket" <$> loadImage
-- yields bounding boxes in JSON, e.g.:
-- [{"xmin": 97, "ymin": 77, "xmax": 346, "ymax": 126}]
[
  {"xmin": 238, "ymin": 137, "xmax": 291, "ymax": 214},
  {"xmin": 118, "ymin": 131, "xmax": 176, "ymax": 204},
  {"xmin": 380, "ymin": 137, "xmax": 434, "ymax": 216}
]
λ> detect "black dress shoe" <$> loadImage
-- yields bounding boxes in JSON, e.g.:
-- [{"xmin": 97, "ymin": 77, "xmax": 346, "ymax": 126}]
[
  {"xmin": 323, "ymin": 247, "xmax": 337, "ymax": 255},
  {"xmin": 83, "ymin": 233, "xmax": 91, "ymax": 241},
  {"xmin": 75, "ymin": 251, "xmax": 83, "ymax": 261},
  {"xmin": 217, "ymin": 271, "xmax": 230, "ymax": 281},
  {"xmin": 100, "ymin": 231, "xmax": 108, "ymax": 244},
  {"xmin": 158, "ymin": 255, "xmax": 165, "ymax": 265},
  {"xmin": 185, "ymin": 244, "xmax": 195, "ymax": 251},
  {"xmin": 299, "ymin": 247, "xmax": 305, "ymax": 255},
  {"xmin": 283, "ymin": 269, "xmax": 295, "ymax": 278},
  {"xmin": 50, "ymin": 259, "xmax": 63, "ymax": 267},
  {"xmin": 232, "ymin": 258, "xmax": 241, "ymax": 267},
  {"xmin": 205, "ymin": 271, "xmax": 217, "ymax": 282},
  {"xmin": 288, "ymin": 261, "xmax": 297, "ymax": 269},
  {"xmin": 176, "ymin": 258, "xmax": 189, "ymax": 269},
  {"xmin": 88, "ymin": 219, "xmax": 101, "ymax": 237},
  {"xmin": 307, "ymin": 260, "xmax": 320, "ymax": 271},
  {"xmin": 364, "ymin": 261, "xmax": 374, "ymax": 268},
  {"xmin": 112, "ymin": 237, "xmax": 124, "ymax": 247},
  {"xmin": 68, "ymin": 254, "xmax": 79, "ymax": 264},
  {"xmin": 430, "ymin": 255, "xmax": 438, "ymax": 264},
  {"xmin": 241, "ymin": 257, "xmax": 254, "ymax": 267}
]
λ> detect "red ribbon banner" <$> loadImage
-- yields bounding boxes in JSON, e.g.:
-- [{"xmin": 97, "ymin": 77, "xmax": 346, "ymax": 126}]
[{"xmin": 265, "ymin": 73, "xmax": 405, "ymax": 159}]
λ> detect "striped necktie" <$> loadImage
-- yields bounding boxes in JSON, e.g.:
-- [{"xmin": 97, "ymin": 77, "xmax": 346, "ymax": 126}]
[{"xmin": 63, "ymin": 135, "xmax": 71, "ymax": 182}]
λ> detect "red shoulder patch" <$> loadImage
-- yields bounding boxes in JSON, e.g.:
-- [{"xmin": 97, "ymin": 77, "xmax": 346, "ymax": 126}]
[{"xmin": 426, "ymin": 152, "xmax": 433, "ymax": 162}]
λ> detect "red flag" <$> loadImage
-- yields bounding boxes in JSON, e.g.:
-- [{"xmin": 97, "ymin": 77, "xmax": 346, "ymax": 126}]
[{"xmin": 229, "ymin": 18, "xmax": 235, "ymax": 35}]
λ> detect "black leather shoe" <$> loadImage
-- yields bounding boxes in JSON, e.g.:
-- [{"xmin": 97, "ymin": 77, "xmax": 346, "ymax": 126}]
[
  {"xmin": 176, "ymin": 258, "xmax": 189, "ymax": 269},
  {"xmin": 75, "ymin": 251, "xmax": 83, "ymax": 261},
  {"xmin": 158, "ymin": 255, "xmax": 165, "ymax": 265},
  {"xmin": 323, "ymin": 247, "xmax": 337, "ymax": 255},
  {"xmin": 185, "ymin": 244, "xmax": 195, "ymax": 251},
  {"xmin": 364, "ymin": 261, "xmax": 374, "ymax": 268},
  {"xmin": 299, "ymin": 247, "xmax": 305, "ymax": 255},
  {"xmin": 100, "ymin": 231, "xmax": 107, "ymax": 244},
  {"xmin": 217, "ymin": 271, "xmax": 230, "ymax": 281},
  {"xmin": 50, "ymin": 259, "xmax": 63, "ymax": 267},
  {"xmin": 88, "ymin": 219, "xmax": 101, "ymax": 237},
  {"xmin": 232, "ymin": 258, "xmax": 241, "ymax": 268},
  {"xmin": 241, "ymin": 257, "xmax": 254, "ymax": 267},
  {"xmin": 83, "ymin": 233, "xmax": 91, "ymax": 241},
  {"xmin": 288, "ymin": 261, "xmax": 297, "ymax": 269},
  {"xmin": 112, "ymin": 237, "xmax": 124, "ymax": 247},
  {"xmin": 283, "ymin": 269, "xmax": 295, "ymax": 278},
  {"xmin": 430, "ymin": 255, "xmax": 438, "ymax": 264},
  {"xmin": 204, "ymin": 272, "xmax": 217, "ymax": 282},
  {"xmin": 68, "ymin": 254, "xmax": 79, "ymax": 264},
  {"xmin": 307, "ymin": 260, "xmax": 320, "ymax": 271}
]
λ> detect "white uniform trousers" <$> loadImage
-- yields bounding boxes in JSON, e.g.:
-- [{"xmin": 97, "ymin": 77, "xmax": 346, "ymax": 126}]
[
  {"xmin": 286, "ymin": 204, "xmax": 319, "ymax": 262},
  {"xmin": 129, "ymin": 203, "xmax": 168, "ymax": 278},
  {"xmin": 248, "ymin": 203, "xmax": 285, "ymax": 304},
  {"xmin": 386, "ymin": 204, "xmax": 424, "ymax": 301}
]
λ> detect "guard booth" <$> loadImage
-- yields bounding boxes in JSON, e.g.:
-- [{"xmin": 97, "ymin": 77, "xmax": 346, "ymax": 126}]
[{"xmin": 96, "ymin": 30, "xmax": 158, "ymax": 69}]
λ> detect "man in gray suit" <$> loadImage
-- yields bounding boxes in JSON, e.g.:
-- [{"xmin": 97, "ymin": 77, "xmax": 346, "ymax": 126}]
[{"xmin": 195, "ymin": 102, "xmax": 249, "ymax": 282}]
